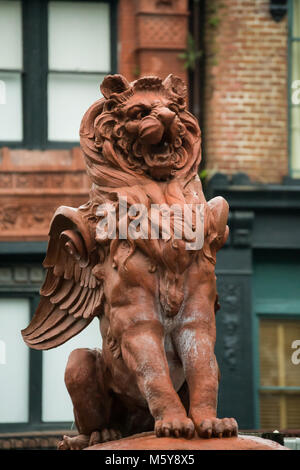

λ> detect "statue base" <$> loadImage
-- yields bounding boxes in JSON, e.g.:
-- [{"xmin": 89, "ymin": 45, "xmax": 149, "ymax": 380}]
[{"xmin": 86, "ymin": 432, "xmax": 289, "ymax": 450}]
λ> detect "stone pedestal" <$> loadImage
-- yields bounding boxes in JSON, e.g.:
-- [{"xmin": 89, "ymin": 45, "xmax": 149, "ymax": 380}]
[{"xmin": 86, "ymin": 432, "xmax": 289, "ymax": 450}]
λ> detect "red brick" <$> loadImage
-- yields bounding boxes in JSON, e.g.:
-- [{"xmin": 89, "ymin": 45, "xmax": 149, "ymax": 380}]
[{"xmin": 204, "ymin": 0, "xmax": 288, "ymax": 183}]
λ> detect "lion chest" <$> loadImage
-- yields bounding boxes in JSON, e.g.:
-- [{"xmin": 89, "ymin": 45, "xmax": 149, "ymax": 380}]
[{"xmin": 105, "ymin": 239, "xmax": 197, "ymax": 319}]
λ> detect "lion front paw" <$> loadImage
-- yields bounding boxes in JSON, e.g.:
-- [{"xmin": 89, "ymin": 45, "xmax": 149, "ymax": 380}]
[
  {"xmin": 89, "ymin": 428, "xmax": 122, "ymax": 446},
  {"xmin": 155, "ymin": 416, "xmax": 195, "ymax": 439},
  {"xmin": 194, "ymin": 417, "xmax": 238, "ymax": 439}
]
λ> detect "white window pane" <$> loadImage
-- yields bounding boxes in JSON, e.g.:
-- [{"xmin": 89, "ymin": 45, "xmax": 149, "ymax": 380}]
[
  {"xmin": 0, "ymin": 298, "xmax": 30, "ymax": 423},
  {"xmin": 48, "ymin": 1, "xmax": 110, "ymax": 72},
  {"xmin": 42, "ymin": 319, "xmax": 102, "ymax": 422},
  {"xmin": 293, "ymin": 0, "xmax": 300, "ymax": 37},
  {"xmin": 48, "ymin": 72, "xmax": 104, "ymax": 141},
  {"xmin": 0, "ymin": 1, "xmax": 22, "ymax": 70},
  {"xmin": 0, "ymin": 72, "xmax": 23, "ymax": 141},
  {"xmin": 291, "ymin": 106, "xmax": 300, "ymax": 176},
  {"xmin": 292, "ymin": 42, "xmax": 300, "ymax": 85}
]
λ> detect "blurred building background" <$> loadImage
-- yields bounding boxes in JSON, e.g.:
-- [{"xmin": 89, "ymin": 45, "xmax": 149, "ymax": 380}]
[{"xmin": 0, "ymin": 0, "xmax": 299, "ymax": 449}]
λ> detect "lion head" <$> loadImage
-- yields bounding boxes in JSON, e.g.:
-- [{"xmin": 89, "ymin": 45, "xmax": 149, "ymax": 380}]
[{"xmin": 80, "ymin": 74, "xmax": 201, "ymax": 188}]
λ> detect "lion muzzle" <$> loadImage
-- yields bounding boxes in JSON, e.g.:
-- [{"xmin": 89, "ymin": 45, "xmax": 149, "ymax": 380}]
[{"xmin": 139, "ymin": 107, "xmax": 176, "ymax": 145}]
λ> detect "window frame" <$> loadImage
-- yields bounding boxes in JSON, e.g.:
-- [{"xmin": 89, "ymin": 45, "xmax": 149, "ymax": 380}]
[
  {"xmin": 254, "ymin": 312, "xmax": 300, "ymax": 429},
  {"xmin": 0, "ymin": 249, "xmax": 74, "ymax": 433},
  {"xmin": 0, "ymin": 292, "xmax": 74, "ymax": 432},
  {"xmin": 288, "ymin": 0, "xmax": 300, "ymax": 178},
  {"xmin": 252, "ymin": 249, "xmax": 300, "ymax": 429},
  {"xmin": 0, "ymin": 0, "xmax": 117, "ymax": 150},
  {"xmin": 0, "ymin": 0, "xmax": 24, "ymax": 144}
]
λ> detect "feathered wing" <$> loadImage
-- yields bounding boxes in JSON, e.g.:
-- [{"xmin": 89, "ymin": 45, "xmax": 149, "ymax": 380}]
[
  {"xmin": 207, "ymin": 196, "xmax": 229, "ymax": 316},
  {"xmin": 207, "ymin": 196, "xmax": 229, "ymax": 250},
  {"xmin": 22, "ymin": 206, "xmax": 103, "ymax": 350}
]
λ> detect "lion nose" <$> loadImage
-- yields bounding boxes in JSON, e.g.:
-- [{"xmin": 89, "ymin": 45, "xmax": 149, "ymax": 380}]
[
  {"xmin": 139, "ymin": 116, "xmax": 164, "ymax": 144},
  {"xmin": 138, "ymin": 108, "xmax": 176, "ymax": 145},
  {"xmin": 157, "ymin": 107, "xmax": 176, "ymax": 128}
]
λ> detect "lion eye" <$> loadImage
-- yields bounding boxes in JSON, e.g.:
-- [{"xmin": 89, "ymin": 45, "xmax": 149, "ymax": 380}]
[
  {"xmin": 129, "ymin": 107, "xmax": 150, "ymax": 120},
  {"xmin": 137, "ymin": 109, "xmax": 149, "ymax": 119},
  {"xmin": 168, "ymin": 104, "xmax": 179, "ymax": 114}
]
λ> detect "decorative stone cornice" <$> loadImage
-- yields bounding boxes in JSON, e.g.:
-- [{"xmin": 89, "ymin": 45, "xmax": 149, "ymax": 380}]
[
  {"xmin": 0, "ymin": 431, "xmax": 77, "ymax": 450},
  {"xmin": 206, "ymin": 172, "xmax": 300, "ymax": 210},
  {"xmin": 0, "ymin": 264, "xmax": 45, "ymax": 291},
  {"xmin": 0, "ymin": 147, "xmax": 91, "ymax": 241}
]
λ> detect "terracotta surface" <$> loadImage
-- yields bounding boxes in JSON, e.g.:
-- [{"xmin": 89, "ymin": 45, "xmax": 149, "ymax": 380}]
[
  {"xmin": 0, "ymin": 147, "xmax": 90, "ymax": 241},
  {"xmin": 86, "ymin": 432, "xmax": 289, "ymax": 451},
  {"xmin": 22, "ymin": 74, "xmax": 236, "ymax": 451}
]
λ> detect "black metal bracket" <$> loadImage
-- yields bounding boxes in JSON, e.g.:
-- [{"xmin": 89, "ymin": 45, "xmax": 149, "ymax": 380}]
[{"xmin": 270, "ymin": 0, "xmax": 288, "ymax": 22}]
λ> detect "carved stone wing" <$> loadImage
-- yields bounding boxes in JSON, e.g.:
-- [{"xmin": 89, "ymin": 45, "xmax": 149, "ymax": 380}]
[
  {"xmin": 22, "ymin": 206, "xmax": 103, "ymax": 350},
  {"xmin": 208, "ymin": 196, "xmax": 229, "ymax": 250}
]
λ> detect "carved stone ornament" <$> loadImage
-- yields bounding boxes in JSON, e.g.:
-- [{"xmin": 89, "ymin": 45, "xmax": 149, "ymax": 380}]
[
  {"xmin": 218, "ymin": 282, "xmax": 241, "ymax": 371},
  {"xmin": 22, "ymin": 74, "xmax": 239, "ymax": 449}
]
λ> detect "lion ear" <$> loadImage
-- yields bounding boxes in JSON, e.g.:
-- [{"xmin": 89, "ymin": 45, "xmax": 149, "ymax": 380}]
[
  {"xmin": 163, "ymin": 74, "xmax": 187, "ymax": 98},
  {"xmin": 100, "ymin": 74, "xmax": 131, "ymax": 99}
]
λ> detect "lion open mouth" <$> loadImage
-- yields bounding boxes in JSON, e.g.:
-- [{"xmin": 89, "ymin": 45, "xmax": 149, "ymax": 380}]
[
  {"xmin": 151, "ymin": 140, "xmax": 170, "ymax": 155},
  {"xmin": 144, "ymin": 143, "xmax": 176, "ymax": 171},
  {"xmin": 150, "ymin": 138, "xmax": 173, "ymax": 163}
]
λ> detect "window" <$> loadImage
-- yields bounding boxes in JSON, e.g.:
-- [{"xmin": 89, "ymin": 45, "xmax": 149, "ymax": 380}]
[
  {"xmin": 0, "ymin": 0, "xmax": 116, "ymax": 148},
  {"xmin": 259, "ymin": 319, "xmax": 300, "ymax": 429},
  {"xmin": 42, "ymin": 323, "xmax": 101, "ymax": 422},
  {"xmin": 0, "ymin": 1, "xmax": 23, "ymax": 141},
  {"xmin": 0, "ymin": 261, "xmax": 102, "ymax": 432},
  {"xmin": 253, "ymin": 251, "xmax": 300, "ymax": 430},
  {"xmin": 0, "ymin": 298, "xmax": 30, "ymax": 423},
  {"xmin": 289, "ymin": 0, "xmax": 300, "ymax": 177},
  {"xmin": 48, "ymin": 1, "xmax": 111, "ymax": 142}
]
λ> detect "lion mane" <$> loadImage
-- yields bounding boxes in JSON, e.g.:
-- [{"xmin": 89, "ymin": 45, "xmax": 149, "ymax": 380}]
[{"xmin": 79, "ymin": 74, "xmax": 201, "ymax": 189}]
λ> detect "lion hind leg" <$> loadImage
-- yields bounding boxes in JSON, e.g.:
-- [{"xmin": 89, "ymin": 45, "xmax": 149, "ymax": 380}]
[
  {"xmin": 57, "ymin": 434, "xmax": 90, "ymax": 450},
  {"xmin": 58, "ymin": 347, "xmax": 123, "ymax": 449}
]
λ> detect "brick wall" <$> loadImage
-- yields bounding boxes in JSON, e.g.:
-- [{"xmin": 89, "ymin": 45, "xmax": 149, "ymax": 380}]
[
  {"xmin": 204, "ymin": 0, "xmax": 288, "ymax": 183},
  {"xmin": 118, "ymin": 0, "xmax": 188, "ymax": 83},
  {"xmin": 118, "ymin": 0, "xmax": 137, "ymax": 82}
]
